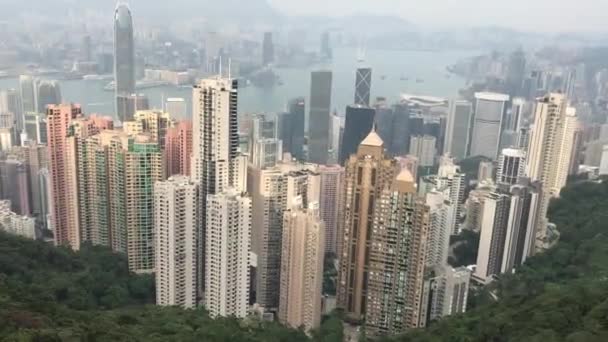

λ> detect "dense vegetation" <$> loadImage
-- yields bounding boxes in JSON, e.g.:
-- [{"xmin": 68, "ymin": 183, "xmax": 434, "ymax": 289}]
[
  {"xmin": 389, "ymin": 180, "xmax": 608, "ymax": 341},
  {"xmin": 0, "ymin": 235, "xmax": 315, "ymax": 341}
]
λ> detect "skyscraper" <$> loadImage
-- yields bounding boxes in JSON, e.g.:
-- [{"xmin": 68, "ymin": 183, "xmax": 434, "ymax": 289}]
[
  {"xmin": 365, "ymin": 168, "xmax": 430, "ymax": 336},
  {"xmin": 279, "ymin": 98, "xmax": 305, "ymax": 161},
  {"xmin": 354, "ymin": 67, "xmax": 372, "ymax": 107},
  {"xmin": 497, "ymin": 148, "xmax": 526, "ymax": 187},
  {"xmin": 19, "ymin": 76, "xmax": 36, "ymax": 115},
  {"xmin": 425, "ymin": 191, "xmax": 454, "ymax": 268},
  {"xmin": 47, "ymin": 104, "xmax": 82, "ymax": 249},
  {"xmin": 526, "ymin": 93, "xmax": 577, "ymax": 249},
  {"xmin": 308, "ymin": 71, "xmax": 332, "ymax": 164},
  {"xmin": 165, "ymin": 98, "xmax": 188, "ymax": 119},
  {"xmin": 164, "ymin": 121, "xmax": 193, "ymax": 177},
  {"xmin": 445, "ymin": 100, "xmax": 472, "ymax": 160},
  {"xmin": 249, "ymin": 163, "xmax": 320, "ymax": 311},
  {"xmin": 337, "ymin": 128, "xmax": 398, "ymax": 320},
  {"xmin": 279, "ymin": 204, "xmax": 325, "ymax": 331},
  {"xmin": 191, "ymin": 75, "xmax": 242, "ymax": 300},
  {"xmin": 35, "ymin": 80, "xmax": 62, "ymax": 113},
  {"xmin": 262, "ymin": 32, "xmax": 274, "ymax": 66},
  {"xmin": 0, "ymin": 158, "xmax": 30, "ymax": 216},
  {"xmin": 339, "ymin": 105, "xmax": 375, "ymax": 164},
  {"xmin": 506, "ymin": 49, "xmax": 526, "ymax": 96},
  {"xmin": 419, "ymin": 266, "xmax": 471, "ymax": 327},
  {"xmin": 409, "ymin": 135, "xmax": 437, "ymax": 167},
  {"xmin": 155, "ymin": 176, "xmax": 199, "ymax": 308},
  {"xmin": 114, "ymin": 3, "xmax": 136, "ymax": 122},
  {"xmin": 0, "ymin": 89, "xmax": 22, "ymax": 132},
  {"xmin": 205, "ymin": 189, "xmax": 251, "ymax": 318},
  {"xmin": 470, "ymin": 92, "xmax": 510, "ymax": 159},
  {"xmin": 318, "ymin": 165, "xmax": 344, "ymax": 255},
  {"xmin": 501, "ymin": 179, "xmax": 541, "ymax": 273},
  {"xmin": 474, "ymin": 192, "xmax": 511, "ymax": 282},
  {"xmin": 320, "ymin": 31, "xmax": 332, "ymax": 60}
]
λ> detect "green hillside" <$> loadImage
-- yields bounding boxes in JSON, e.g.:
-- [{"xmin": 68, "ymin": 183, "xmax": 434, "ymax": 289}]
[{"xmin": 389, "ymin": 180, "xmax": 608, "ymax": 342}]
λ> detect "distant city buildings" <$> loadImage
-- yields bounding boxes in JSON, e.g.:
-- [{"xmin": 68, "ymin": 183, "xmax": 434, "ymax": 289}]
[
  {"xmin": 445, "ymin": 100, "xmax": 472, "ymax": 160},
  {"xmin": 114, "ymin": 3, "xmax": 136, "ymax": 122},
  {"xmin": 308, "ymin": 71, "xmax": 332, "ymax": 164},
  {"xmin": 339, "ymin": 105, "xmax": 375, "ymax": 165}
]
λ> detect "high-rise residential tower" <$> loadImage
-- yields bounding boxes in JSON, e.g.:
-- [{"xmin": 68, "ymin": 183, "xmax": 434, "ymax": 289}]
[
  {"xmin": 164, "ymin": 121, "xmax": 193, "ymax": 177},
  {"xmin": 155, "ymin": 176, "xmax": 199, "ymax": 308},
  {"xmin": 526, "ymin": 93, "xmax": 577, "ymax": 249},
  {"xmin": 470, "ymin": 92, "xmax": 510, "ymax": 159},
  {"xmin": 114, "ymin": 3, "xmax": 136, "ymax": 122},
  {"xmin": 354, "ymin": 67, "xmax": 372, "ymax": 107},
  {"xmin": 474, "ymin": 192, "xmax": 511, "ymax": 282},
  {"xmin": 205, "ymin": 188, "xmax": 251, "ymax": 318},
  {"xmin": 445, "ymin": 100, "xmax": 472, "ymax": 160},
  {"xmin": 279, "ymin": 204, "xmax": 325, "ymax": 331},
  {"xmin": 409, "ymin": 135, "xmax": 437, "ymax": 167},
  {"xmin": 47, "ymin": 104, "xmax": 82, "ymax": 249},
  {"xmin": 308, "ymin": 71, "xmax": 332, "ymax": 164}
]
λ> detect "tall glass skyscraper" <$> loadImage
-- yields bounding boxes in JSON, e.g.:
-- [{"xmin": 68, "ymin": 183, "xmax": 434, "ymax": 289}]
[{"xmin": 114, "ymin": 3, "xmax": 136, "ymax": 122}]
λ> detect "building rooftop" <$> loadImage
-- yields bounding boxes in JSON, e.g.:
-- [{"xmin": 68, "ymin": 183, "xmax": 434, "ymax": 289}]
[{"xmin": 360, "ymin": 130, "xmax": 384, "ymax": 147}]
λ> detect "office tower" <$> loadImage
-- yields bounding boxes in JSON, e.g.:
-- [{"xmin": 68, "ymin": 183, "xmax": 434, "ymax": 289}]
[
  {"xmin": 117, "ymin": 94, "xmax": 149, "ymax": 122},
  {"xmin": 164, "ymin": 121, "xmax": 193, "ymax": 177},
  {"xmin": 474, "ymin": 192, "xmax": 511, "ymax": 282},
  {"xmin": 365, "ymin": 168, "xmax": 430, "ymax": 336},
  {"xmin": 339, "ymin": 105, "xmax": 375, "ymax": 164},
  {"xmin": 526, "ymin": 94, "xmax": 577, "ymax": 249},
  {"xmin": 279, "ymin": 205, "xmax": 325, "ymax": 331},
  {"xmin": 502, "ymin": 179, "xmax": 541, "ymax": 273},
  {"xmin": 308, "ymin": 71, "xmax": 332, "ymax": 164},
  {"xmin": 81, "ymin": 34, "xmax": 92, "ymax": 62},
  {"xmin": 24, "ymin": 112, "xmax": 47, "ymax": 144},
  {"xmin": 317, "ymin": 165, "xmax": 344, "ymax": 255},
  {"xmin": 114, "ymin": 2, "xmax": 136, "ymax": 122},
  {"xmin": 391, "ymin": 104, "xmax": 411, "ymax": 155},
  {"xmin": 568, "ymin": 124, "xmax": 584, "ymax": 176},
  {"xmin": 445, "ymin": 100, "xmax": 472, "ymax": 160},
  {"xmin": 409, "ymin": 135, "xmax": 436, "ymax": 167},
  {"xmin": 205, "ymin": 189, "xmax": 251, "ymax": 318},
  {"xmin": 354, "ymin": 67, "xmax": 372, "ymax": 106},
  {"xmin": 36, "ymin": 80, "xmax": 62, "ymax": 113},
  {"xmin": 262, "ymin": 32, "xmax": 274, "ymax": 66},
  {"xmin": 470, "ymin": 92, "xmax": 510, "ymax": 159},
  {"xmin": 249, "ymin": 115, "xmax": 282, "ymax": 168},
  {"xmin": 0, "ymin": 200, "xmax": 36, "ymax": 239},
  {"xmin": 329, "ymin": 113, "xmax": 344, "ymax": 164},
  {"xmin": 17, "ymin": 143, "xmax": 49, "ymax": 229},
  {"xmin": 126, "ymin": 110, "xmax": 173, "ymax": 148},
  {"xmin": 0, "ymin": 89, "xmax": 22, "ymax": 132},
  {"xmin": 320, "ymin": 31, "xmax": 332, "ymax": 60},
  {"xmin": 337, "ymin": 129, "xmax": 398, "ymax": 319},
  {"xmin": 279, "ymin": 98, "xmax": 305, "ymax": 161},
  {"xmin": 506, "ymin": 49, "xmax": 526, "ymax": 96},
  {"xmin": 165, "ymin": 98, "xmax": 187, "ymax": 119},
  {"xmin": 249, "ymin": 163, "xmax": 320, "ymax": 311},
  {"xmin": 47, "ymin": 104, "xmax": 82, "ymax": 248},
  {"xmin": 478, "ymin": 161, "xmax": 494, "ymax": 183},
  {"xmin": 19, "ymin": 76, "xmax": 36, "ymax": 116},
  {"xmin": 155, "ymin": 176, "xmax": 199, "ymax": 309},
  {"xmin": 0, "ymin": 158, "xmax": 30, "ymax": 215},
  {"xmin": 584, "ymin": 139, "xmax": 605, "ymax": 167},
  {"xmin": 419, "ymin": 266, "xmax": 471, "ymax": 328},
  {"xmin": 374, "ymin": 104, "xmax": 394, "ymax": 146},
  {"xmin": 600, "ymin": 145, "xmax": 608, "ymax": 175},
  {"xmin": 497, "ymin": 148, "xmax": 526, "ymax": 186},
  {"xmin": 507, "ymin": 98, "xmax": 526, "ymax": 132},
  {"xmin": 425, "ymin": 191, "xmax": 454, "ymax": 268}
]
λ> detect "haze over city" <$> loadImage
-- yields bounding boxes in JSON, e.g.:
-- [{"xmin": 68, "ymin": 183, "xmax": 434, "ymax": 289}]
[{"xmin": 1, "ymin": 1, "xmax": 608, "ymax": 341}]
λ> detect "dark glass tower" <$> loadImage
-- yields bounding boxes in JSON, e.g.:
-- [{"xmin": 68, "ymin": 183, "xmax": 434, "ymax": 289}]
[
  {"xmin": 114, "ymin": 3, "xmax": 136, "ymax": 122},
  {"xmin": 354, "ymin": 67, "xmax": 372, "ymax": 107},
  {"xmin": 279, "ymin": 97, "xmax": 306, "ymax": 161},
  {"xmin": 339, "ymin": 105, "xmax": 376, "ymax": 164},
  {"xmin": 308, "ymin": 71, "xmax": 332, "ymax": 164}
]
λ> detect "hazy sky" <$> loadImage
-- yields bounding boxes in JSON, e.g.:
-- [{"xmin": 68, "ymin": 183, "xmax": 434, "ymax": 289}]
[{"xmin": 268, "ymin": 0, "xmax": 608, "ymax": 32}]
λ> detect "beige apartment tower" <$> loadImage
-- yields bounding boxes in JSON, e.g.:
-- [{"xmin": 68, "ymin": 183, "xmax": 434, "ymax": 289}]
[{"xmin": 279, "ymin": 205, "xmax": 325, "ymax": 331}]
